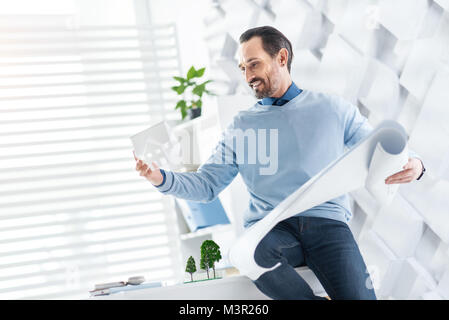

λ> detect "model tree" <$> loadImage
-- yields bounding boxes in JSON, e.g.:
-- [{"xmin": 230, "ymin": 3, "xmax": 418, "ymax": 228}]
[
  {"xmin": 200, "ymin": 240, "xmax": 222, "ymax": 279},
  {"xmin": 185, "ymin": 256, "xmax": 197, "ymax": 282}
]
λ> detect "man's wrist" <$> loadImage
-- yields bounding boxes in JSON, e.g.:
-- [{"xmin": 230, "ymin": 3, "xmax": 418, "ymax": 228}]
[
  {"xmin": 416, "ymin": 159, "xmax": 426, "ymax": 180},
  {"xmin": 153, "ymin": 169, "xmax": 166, "ymax": 187}
]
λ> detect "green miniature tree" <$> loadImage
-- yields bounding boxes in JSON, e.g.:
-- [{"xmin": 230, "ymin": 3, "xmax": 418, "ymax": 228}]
[
  {"xmin": 200, "ymin": 240, "xmax": 222, "ymax": 279},
  {"xmin": 171, "ymin": 66, "xmax": 215, "ymax": 120},
  {"xmin": 185, "ymin": 256, "xmax": 197, "ymax": 282}
]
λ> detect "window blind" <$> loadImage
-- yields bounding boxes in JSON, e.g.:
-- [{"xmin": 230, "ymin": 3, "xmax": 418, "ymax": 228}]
[{"xmin": 0, "ymin": 16, "xmax": 184, "ymax": 299}]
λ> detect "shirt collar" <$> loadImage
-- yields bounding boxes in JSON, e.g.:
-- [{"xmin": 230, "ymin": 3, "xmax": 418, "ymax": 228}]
[{"xmin": 258, "ymin": 82, "xmax": 302, "ymax": 106}]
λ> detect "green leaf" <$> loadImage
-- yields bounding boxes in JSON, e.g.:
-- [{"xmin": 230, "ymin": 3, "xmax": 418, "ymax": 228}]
[
  {"xmin": 175, "ymin": 100, "xmax": 186, "ymax": 109},
  {"xmin": 196, "ymin": 67, "xmax": 205, "ymax": 77},
  {"xmin": 192, "ymin": 83, "xmax": 206, "ymax": 97},
  {"xmin": 186, "ymin": 66, "xmax": 196, "ymax": 80},
  {"xmin": 171, "ymin": 85, "xmax": 179, "ymax": 92},
  {"xmin": 173, "ymin": 76, "xmax": 185, "ymax": 83},
  {"xmin": 180, "ymin": 107, "xmax": 187, "ymax": 119},
  {"xmin": 175, "ymin": 85, "xmax": 186, "ymax": 95},
  {"xmin": 195, "ymin": 99, "xmax": 202, "ymax": 108}
]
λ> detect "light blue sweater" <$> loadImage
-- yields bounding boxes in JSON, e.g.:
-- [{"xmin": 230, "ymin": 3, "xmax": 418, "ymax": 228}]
[{"xmin": 156, "ymin": 90, "xmax": 418, "ymax": 228}]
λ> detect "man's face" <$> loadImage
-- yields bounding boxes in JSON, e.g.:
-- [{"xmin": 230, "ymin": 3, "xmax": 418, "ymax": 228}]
[{"xmin": 238, "ymin": 36, "xmax": 282, "ymax": 99}]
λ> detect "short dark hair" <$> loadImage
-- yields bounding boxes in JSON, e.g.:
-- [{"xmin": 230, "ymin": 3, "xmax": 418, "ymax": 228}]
[{"xmin": 239, "ymin": 26, "xmax": 294, "ymax": 73}]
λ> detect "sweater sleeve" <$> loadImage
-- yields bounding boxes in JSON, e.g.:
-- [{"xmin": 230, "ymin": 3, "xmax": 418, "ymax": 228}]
[
  {"xmin": 154, "ymin": 120, "xmax": 239, "ymax": 202},
  {"xmin": 337, "ymin": 97, "xmax": 422, "ymax": 161}
]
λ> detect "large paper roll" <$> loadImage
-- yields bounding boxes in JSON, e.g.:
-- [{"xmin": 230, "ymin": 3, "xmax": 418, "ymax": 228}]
[{"xmin": 228, "ymin": 120, "xmax": 409, "ymax": 280}]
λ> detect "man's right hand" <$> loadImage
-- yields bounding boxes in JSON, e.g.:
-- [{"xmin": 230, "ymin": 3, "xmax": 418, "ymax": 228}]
[{"xmin": 133, "ymin": 151, "xmax": 164, "ymax": 186}]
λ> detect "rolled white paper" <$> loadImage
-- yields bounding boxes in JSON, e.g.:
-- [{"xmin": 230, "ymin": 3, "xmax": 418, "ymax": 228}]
[{"xmin": 228, "ymin": 120, "xmax": 409, "ymax": 280}]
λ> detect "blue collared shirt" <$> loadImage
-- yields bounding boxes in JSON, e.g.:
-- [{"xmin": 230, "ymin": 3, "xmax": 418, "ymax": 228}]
[{"xmin": 258, "ymin": 81, "xmax": 303, "ymax": 106}]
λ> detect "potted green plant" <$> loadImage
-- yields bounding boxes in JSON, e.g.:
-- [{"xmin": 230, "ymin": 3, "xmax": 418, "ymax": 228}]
[{"xmin": 171, "ymin": 66, "xmax": 215, "ymax": 120}]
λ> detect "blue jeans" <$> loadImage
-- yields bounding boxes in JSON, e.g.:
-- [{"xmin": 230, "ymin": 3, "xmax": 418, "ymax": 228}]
[{"xmin": 253, "ymin": 216, "xmax": 377, "ymax": 300}]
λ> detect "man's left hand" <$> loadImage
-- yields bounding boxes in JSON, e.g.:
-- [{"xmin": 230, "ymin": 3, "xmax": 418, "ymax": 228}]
[{"xmin": 385, "ymin": 158, "xmax": 423, "ymax": 184}]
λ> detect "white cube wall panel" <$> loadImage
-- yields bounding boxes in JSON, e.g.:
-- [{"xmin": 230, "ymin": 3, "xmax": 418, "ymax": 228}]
[
  {"xmin": 420, "ymin": 180, "xmax": 449, "ymax": 244},
  {"xmin": 358, "ymin": 58, "xmax": 400, "ymax": 118},
  {"xmin": 408, "ymin": 69, "xmax": 449, "ymax": 178},
  {"xmin": 316, "ymin": 34, "xmax": 367, "ymax": 103},
  {"xmin": 421, "ymin": 291, "xmax": 443, "ymax": 300},
  {"xmin": 371, "ymin": 195, "xmax": 424, "ymax": 259},
  {"xmin": 419, "ymin": 0, "xmax": 445, "ymax": 38},
  {"xmin": 334, "ymin": 0, "xmax": 383, "ymax": 55},
  {"xmin": 295, "ymin": 9, "xmax": 334, "ymax": 51},
  {"xmin": 320, "ymin": 0, "xmax": 349, "ymax": 24},
  {"xmin": 350, "ymin": 188, "xmax": 382, "ymax": 218},
  {"xmin": 414, "ymin": 226, "xmax": 449, "ymax": 282},
  {"xmin": 377, "ymin": 0, "xmax": 430, "ymax": 40},
  {"xmin": 437, "ymin": 269, "xmax": 449, "ymax": 299},
  {"xmin": 358, "ymin": 230, "xmax": 404, "ymax": 298},
  {"xmin": 269, "ymin": 0, "xmax": 312, "ymax": 49},
  {"xmin": 435, "ymin": 0, "xmax": 449, "ymax": 11},
  {"xmin": 290, "ymin": 50, "xmax": 322, "ymax": 92},
  {"xmin": 399, "ymin": 39, "xmax": 440, "ymax": 102},
  {"xmin": 203, "ymin": 0, "xmax": 449, "ymax": 300},
  {"xmin": 396, "ymin": 93, "xmax": 424, "ymax": 136},
  {"xmin": 393, "ymin": 257, "xmax": 438, "ymax": 299}
]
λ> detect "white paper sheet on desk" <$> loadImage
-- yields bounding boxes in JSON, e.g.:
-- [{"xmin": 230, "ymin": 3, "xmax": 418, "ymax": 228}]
[{"xmin": 228, "ymin": 120, "xmax": 409, "ymax": 280}]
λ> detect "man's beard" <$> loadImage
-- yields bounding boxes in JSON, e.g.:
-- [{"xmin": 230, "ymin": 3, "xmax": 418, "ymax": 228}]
[{"xmin": 249, "ymin": 75, "xmax": 280, "ymax": 99}]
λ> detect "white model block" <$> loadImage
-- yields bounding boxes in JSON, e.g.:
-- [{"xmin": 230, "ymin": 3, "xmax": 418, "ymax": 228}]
[
  {"xmin": 317, "ymin": 34, "xmax": 366, "ymax": 102},
  {"xmin": 358, "ymin": 58, "xmax": 400, "ymax": 119},
  {"xmin": 358, "ymin": 230, "xmax": 403, "ymax": 298},
  {"xmin": 371, "ymin": 195, "xmax": 424, "ymax": 259},
  {"xmin": 415, "ymin": 226, "xmax": 449, "ymax": 281},
  {"xmin": 399, "ymin": 39, "xmax": 440, "ymax": 101},
  {"xmin": 378, "ymin": 0, "xmax": 430, "ymax": 40},
  {"xmin": 393, "ymin": 257, "xmax": 437, "ymax": 299}
]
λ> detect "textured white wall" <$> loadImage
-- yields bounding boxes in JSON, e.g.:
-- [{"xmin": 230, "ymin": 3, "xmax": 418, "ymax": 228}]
[{"xmin": 200, "ymin": 0, "xmax": 449, "ymax": 300}]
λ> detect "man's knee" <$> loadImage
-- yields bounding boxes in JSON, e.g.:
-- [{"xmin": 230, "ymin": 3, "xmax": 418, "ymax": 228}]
[{"xmin": 253, "ymin": 238, "xmax": 283, "ymax": 268}]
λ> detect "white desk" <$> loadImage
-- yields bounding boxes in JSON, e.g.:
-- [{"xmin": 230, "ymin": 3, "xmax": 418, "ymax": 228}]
[{"xmin": 91, "ymin": 267, "xmax": 325, "ymax": 300}]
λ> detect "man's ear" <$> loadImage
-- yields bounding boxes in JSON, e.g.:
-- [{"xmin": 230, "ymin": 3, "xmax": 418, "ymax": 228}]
[{"xmin": 277, "ymin": 48, "xmax": 289, "ymax": 67}]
